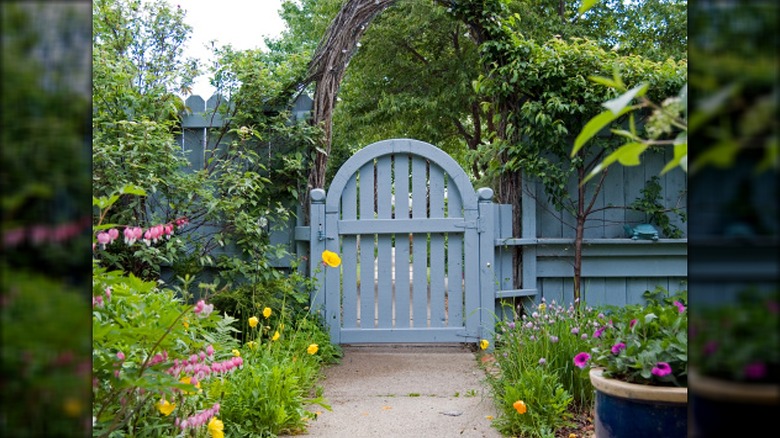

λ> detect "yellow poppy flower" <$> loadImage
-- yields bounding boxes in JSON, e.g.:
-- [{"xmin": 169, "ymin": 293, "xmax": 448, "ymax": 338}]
[
  {"xmin": 232, "ymin": 349, "xmax": 241, "ymax": 357},
  {"xmin": 479, "ymin": 339, "xmax": 489, "ymax": 350},
  {"xmin": 263, "ymin": 307, "xmax": 272, "ymax": 319},
  {"xmin": 180, "ymin": 376, "xmax": 201, "ymax": 395},
  {"xmin": 248, "ymin": 316, "xmax": 259, "ymax": 328},
  {"xmin": 322, "ymin": 250, "xmax": 341, "ymax": 267},
  {"xmin": 208, "ymin": 416, "xmax": 224, "ymax": 438},
  {"xmin": 156, "ymin": 399, "xmax": 175, "ymax": 416},
  {"xmin": 513, "ymin": 400, "xmax": 527, "ymax": 414},
  {"xmin": 247, "ymin": 341, "xmax": 258, "ymax": 350},
  {"xmin": 182, "ymin": 318, "xmax": 190, "ymax": 329},
  {"xmin": 307, "ymin": 344, "xmax": 319, "ymax": 355},
  {"xmin": 272, "ymin": 331, "xmax": 280, "ymax": 341}
]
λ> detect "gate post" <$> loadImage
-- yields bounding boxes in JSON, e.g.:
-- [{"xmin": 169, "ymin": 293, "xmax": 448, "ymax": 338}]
[
  {"xmin": 309, "ymin": 189, "xmax": 326, "ymax": 318},
  {"xmin": 477, "ymin": 188, "xmax": 496, "ymax": 348}
]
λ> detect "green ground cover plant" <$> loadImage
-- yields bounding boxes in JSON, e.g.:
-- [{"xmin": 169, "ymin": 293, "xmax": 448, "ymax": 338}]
[
  {"xmin": 92, "ymin": 188, "xmax": 340, "ymax": 437},
  {"xmin": 487, "ymin": 286, "xmax": 686, "ymax": 436}
]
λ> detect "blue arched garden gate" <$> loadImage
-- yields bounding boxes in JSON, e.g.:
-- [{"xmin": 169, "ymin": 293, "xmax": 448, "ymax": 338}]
[{"xmin": 309, "ymin": 139, "xmax": 496, "ymax": 345}]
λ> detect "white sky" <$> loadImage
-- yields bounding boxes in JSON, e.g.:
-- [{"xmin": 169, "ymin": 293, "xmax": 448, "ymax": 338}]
[{"xmin": 170, "ymin": 0, "xmax": 288, "ymax": 98}]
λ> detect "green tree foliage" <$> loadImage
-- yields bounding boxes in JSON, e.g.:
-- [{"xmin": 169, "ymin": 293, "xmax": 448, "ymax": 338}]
[
  {"xmin": 92, "ymin": 0, "xmax": 317, "ymax": 310},
  {"xmin": 2, "ymin": 3, "xmax": 92, "ymax": 278}
]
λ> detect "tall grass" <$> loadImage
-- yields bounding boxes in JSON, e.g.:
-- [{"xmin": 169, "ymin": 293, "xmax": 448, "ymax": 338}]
[{"xmin": 486, "ymin": 299, "xmax": 604, "ymax": 436}]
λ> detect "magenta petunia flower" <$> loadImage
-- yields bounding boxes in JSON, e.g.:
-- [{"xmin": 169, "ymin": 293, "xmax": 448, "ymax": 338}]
[
  {"xmin": 743, "ymin": 362, "xmax": 767, "ymax": 380},
  {"xmin": 593, "ymin": 326, "xmax": 605, "ymax": 338},
  {"xmin": 651, "ymin": 362, "xmax": 672, "ymax": 377},
  {"xmin": 674, "ymin": 301, "xmax": 686, "ymax": 313},
  {"xmin": 611, "ymin": 342, "xmax": 626, "ymax": 355},
  {"xmin": 629, "ymin": 319, "xmax": 637, "ymax": 328},
  {"xmin": 574, "ymin": 352, "xmax": 591, "ymax": 369}
]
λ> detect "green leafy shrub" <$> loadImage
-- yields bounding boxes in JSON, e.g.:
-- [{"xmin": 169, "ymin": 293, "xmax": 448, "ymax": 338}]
[
  {"xmin": 208, "ymin": 306, "xmax": 340, "ymax": 437},
  {"xmin": 491, "ymin": 367, "xmax": 573, "ymax": 438},
  {"xmin": 690, "ymin": 288, "xmax": 779, "ymax": 383},
  {"xmin": 574, "ymin": 286, "xmax": 688, "ymax": 387}
]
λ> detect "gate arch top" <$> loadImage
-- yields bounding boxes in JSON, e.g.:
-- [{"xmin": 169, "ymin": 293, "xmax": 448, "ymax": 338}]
[{"xmin": 325, "ymin": 138, "xmax": 478, "ymax": 213}]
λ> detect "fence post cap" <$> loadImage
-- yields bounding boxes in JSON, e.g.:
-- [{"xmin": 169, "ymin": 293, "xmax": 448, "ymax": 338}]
[
  {"xmin": 477, "ymin": 187, "xmax": 494, "ymax": 201},
  {"xmin": 310, "ymin": 188, "xmax": 326, "ymax": 202}
]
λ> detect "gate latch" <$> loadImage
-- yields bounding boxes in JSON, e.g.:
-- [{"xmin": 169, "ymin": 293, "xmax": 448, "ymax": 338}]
[{"xmin": 453, "ymin": 220, "xmax": 477, "ymax": 230}]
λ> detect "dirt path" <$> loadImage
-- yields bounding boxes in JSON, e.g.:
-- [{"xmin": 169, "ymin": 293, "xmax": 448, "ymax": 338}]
[{"xmin": 287, "ymin": 345, "xmax": 503, "ymax": 438}]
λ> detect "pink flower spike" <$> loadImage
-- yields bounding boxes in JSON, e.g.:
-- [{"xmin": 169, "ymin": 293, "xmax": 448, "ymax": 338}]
[
  {"xmin": 574, "ymin": 352, "xmax": 591, "ymax": 369},
  {"xmin": 651, "ymin": 362, "xmax": 672, "ymax": 377},
  {"xmin": 104, "ymin": 287, "xmax": 112, "ymax": 300},
  {"xmin": 206, "ymin": 345, "xmax": 215, "ymax": 356}
]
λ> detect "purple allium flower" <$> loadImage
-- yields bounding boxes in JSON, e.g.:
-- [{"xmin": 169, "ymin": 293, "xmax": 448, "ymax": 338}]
[
  {"xmin": 571, "ymin": 327, "xmax": 580, "ymax": 335},
  {"xmin": 507, "ymin": 322, "xmax": 515, "ymax": 329},
  {"xmin": 611, "ymin": 342, "xmax": 626, "ymax": 355},
  {"xmin": 674, "ymin": 301, "xmax": 686, "ymax": 313},
  {"xmin": 525, "ymin": 322, "xmax": 534, "ymax": 329},
  {"xmin": 651, "ymin": 362, "xmax": 672, "ymax": 377},
  {"xmin": 549, "ymin": 335, "xmax": 559, "ymax": 343},
  {"xmin": 581, "ymin": 334, "xmax": 588, "ymax": 340},
  {"xmin": 532, "ymin": 311, "xmax": 539, "ymax": 318},
  {"xmin": 574, "ymin": 352, "xmax": 591, "ymax": 369},
  {"xmin": 743, "ymin": 362, "xmax": 767, "ymax": 380},
  {"xmin": 539, "ymin": 357, "xmax": 546, "ymax": 365}
]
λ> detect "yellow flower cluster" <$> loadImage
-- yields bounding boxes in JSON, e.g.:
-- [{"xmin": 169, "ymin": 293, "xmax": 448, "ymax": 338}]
[{"xmin": 208, "ymin": 416, "xmax": 224, "ymax": 438}]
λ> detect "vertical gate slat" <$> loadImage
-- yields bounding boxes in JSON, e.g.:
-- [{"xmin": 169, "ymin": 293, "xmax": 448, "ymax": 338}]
[
  {"xmin": 394, "ymin": 155, "xmax": 411, "ymax": 327},
  {"xmin": 341, "ymin": 175, "xmax": 358, "ymax": 329},
  {"xmin": 429, "ymin": 166, "xmax": 446, "ymax": 327},
  {"xmin": 411, "ymin": 156, "xmax": 428, "ymax": 328},
  {"xmin": 446, "ymin": 183, "xmax": 464, "ymax": 328},
  {"xmin": 376, "ymin": 156, "xmax": 393, "ymax": 328},
  {"xmin": 358, "ymin": 163, "xmax": 376, "ymax": 328}
]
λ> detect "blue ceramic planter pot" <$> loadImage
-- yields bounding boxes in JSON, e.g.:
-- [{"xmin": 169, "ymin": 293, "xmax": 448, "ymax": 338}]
[
  {"xmin": 589, "ymin": 368, "xmax": 687, "ymax": 438},
  {"xmin": 689, "ymin": 370, "xmax": 779, "ymax": 438}
]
